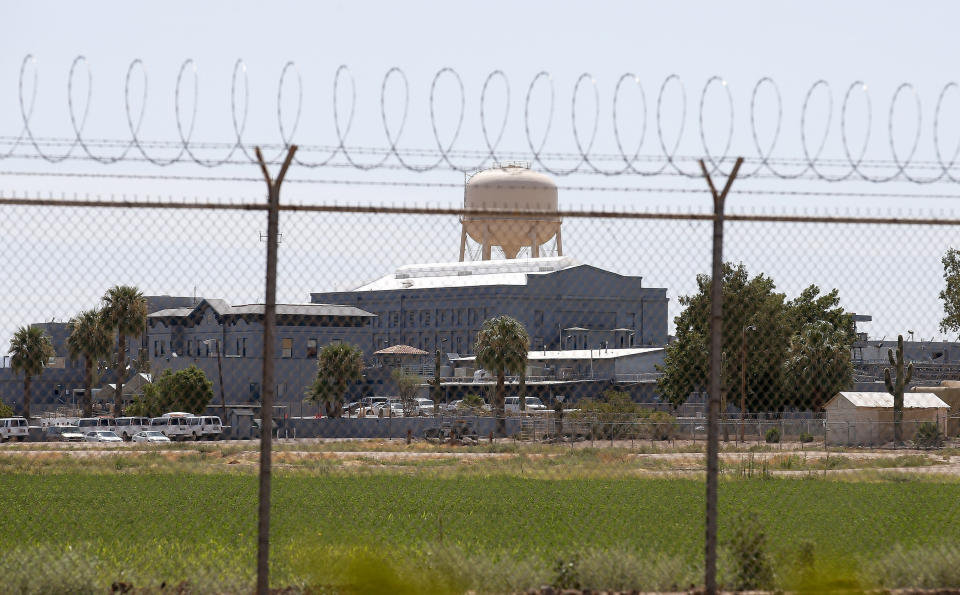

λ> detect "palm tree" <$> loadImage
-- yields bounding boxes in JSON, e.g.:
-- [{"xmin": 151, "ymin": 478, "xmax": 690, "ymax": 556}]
[
  {"xmin": 783, "ymin": 320, "xmax": 853, "ymax": 411},
  {"xmin": 9, "ymin": 325, "xmax": 54, "ymax": 420},
  {"xmin": 66, "ymin": 309, "xmax": 114, "ymax": 417},
  {"xmin": 474, "ymin": 315, "xmax": 529, "ymax": 436},
  {"xmin": 309, "ymin": 342, "xmax": 364, "ymax": 417},
  {"xmin": 102, "ymin": 286, "xmax": 147, "ymax": 417}
]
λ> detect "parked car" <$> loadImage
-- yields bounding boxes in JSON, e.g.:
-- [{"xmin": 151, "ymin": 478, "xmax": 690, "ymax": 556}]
[
  {"xmin": 505, "ymin": 396, "xmax": 547, "ymax": 413},
  {"xmin": 446, "ymin": 400, "xmax": 463, "ymax": 412},
  {"xmin": 0, "ymin": 417, "xmax": 29, "ymax": 442},
  {"xmin": 373, "ymin": 400, "xmax": 404, "ymax": 417},
  {"xmin": 132, "ymin": 431, "xmax": 171, "ymax": 443},
  {"xmin": 114, "ymin": 416, "xmax": 151, "ymax": 441},
  {"xmin": 360, "ymin": 397, "xmax": 390, "ymax": 416},
  {"xmin": 186, "ymin": 416, "xmax": 222, "ymax": 440},
  {"xmin": 412, "ymin": 398, "xmax": 435, "ymax": 416},
  {"xmin": 84, "ymin": 430, "xmax": 123, "ymax": 443},
  {"xmin": 44, "ymin": 425, "xmax": 85, "ymax": 442}
]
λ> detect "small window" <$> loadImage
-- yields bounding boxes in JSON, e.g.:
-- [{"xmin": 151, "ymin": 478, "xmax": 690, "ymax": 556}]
[
  {"xmin": 281, "ymin": 338, "xmax": 292, "ymax": 358},
  {"xmin": 423, "ymin": 311, "xmax": 431, "ymax": 327},
  {"xmin": 242, "ymin": 338, "xmax": 247, "ymax": 357},
  {"xmin": 306, "ymin": 339, "xmax": 317, "ymax": 358},
  {"xmin": 408, "ymin": 312, "xmax": 416, "ymax": 328},
  {"xmin": 187, "ymin": 340, "xmax": 193, "ymax": 356}
]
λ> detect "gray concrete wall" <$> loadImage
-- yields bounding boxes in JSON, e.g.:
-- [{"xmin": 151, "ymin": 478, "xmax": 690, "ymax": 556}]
[{"xmin": 279, "ymin": 415, "xmax": 521, "ymax": 439}]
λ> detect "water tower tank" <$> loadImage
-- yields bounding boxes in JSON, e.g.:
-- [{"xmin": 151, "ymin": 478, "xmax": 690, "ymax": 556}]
[{"xmin": 460, "ymin": 163, "xmax": 562, "ymax": 260}]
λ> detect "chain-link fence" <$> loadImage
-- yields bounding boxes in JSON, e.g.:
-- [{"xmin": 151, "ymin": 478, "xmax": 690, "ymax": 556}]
[{"xmin": 2, "ymin": 171, "xmax": 960, "ymax": 593}]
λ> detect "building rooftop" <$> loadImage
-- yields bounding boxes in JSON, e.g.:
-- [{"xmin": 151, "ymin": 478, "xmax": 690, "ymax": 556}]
[
  {"xmin": 832, "ymin": 391, "xmax": 951, "ymax": 409},
  {"xmin": 149, "ymin": 300, "xmax": 375, "ymax": 320},
  {"xmin": 348, "ymin": 255, "xmax": 581, "ymax": 291},
  {"xmin": 453, "ymin": 347, "xmax": 663, "ymax": 362},
  {"xmin": 374, "ymin": 344, "xmax": 429, "ymax": 356}
]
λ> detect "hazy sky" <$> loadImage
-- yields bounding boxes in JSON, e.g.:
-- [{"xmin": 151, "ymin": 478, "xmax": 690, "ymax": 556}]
[{"xmin": 3, "ymin": 1, "xmax": 960, "ymax": 351}]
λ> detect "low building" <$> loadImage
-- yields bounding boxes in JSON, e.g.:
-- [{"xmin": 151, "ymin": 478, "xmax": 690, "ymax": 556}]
[
  {"xmin": 440, "ymin": 347, "xmax": 665, "ymax": 404},
  {"xmin": 911, "ymin": 381, "xmax": 960, "ymax": 437},
  {"xmin": 824, "ymin": 391, "xmax": 950, "ymax": 446},
  {"xmin": 147, "ymin": 299, "xmax": 376, "ymax": 409},
  {"xmin": 0, "ymin": 295, "xmax": 200, "ymax": 416}
]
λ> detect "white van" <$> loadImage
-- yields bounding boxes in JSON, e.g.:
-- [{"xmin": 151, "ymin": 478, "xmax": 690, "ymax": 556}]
[
  {"xmin": 150, "ymin": 416, "xmax": 191, "ymax": 440},
  {"xmin": 77, "ymin": 417, "xmax": 117, "ymax": 433},
  {"xmin": 114, "ymin": 417, "xmax": 151, "ymax": 441},
  {"xmin": 186, "ymin": 416, "xmax": 222, "ymax": 440},
  {"xmin": 0, "ymin": 417, "xmax": 29, "ymax": 442}
]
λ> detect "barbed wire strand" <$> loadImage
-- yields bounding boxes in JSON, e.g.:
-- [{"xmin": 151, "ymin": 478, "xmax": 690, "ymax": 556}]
[{"xmin": 7, "ymin": 57, "xmax": 960, "ymax": 183}]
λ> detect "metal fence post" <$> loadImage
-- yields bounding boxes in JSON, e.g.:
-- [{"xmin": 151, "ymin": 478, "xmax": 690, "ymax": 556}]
[
  {"xmin": 255, "ymin": 145, "xmax": 297, "ymax": 595},
  {"xmin": 701, "ymin": 157, "xmax": 743, "ymax": 595}
]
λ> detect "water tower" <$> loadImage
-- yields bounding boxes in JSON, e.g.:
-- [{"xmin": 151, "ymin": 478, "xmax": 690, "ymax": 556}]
[{"xmin": 459, "ymin": 162, "xmax": 562, "ymax": 261}]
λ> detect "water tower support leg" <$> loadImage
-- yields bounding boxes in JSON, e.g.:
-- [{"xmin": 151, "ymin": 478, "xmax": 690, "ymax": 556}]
[
  {"xmin": 459, "ymin": 228, "xmax": 467, "ymax": 262},
  {"xmin": 530, "ymin": 227, "xmax": 539, "ymax": 258},
  {"xmin": 482, "ymin": 223, "xmax": 491, "ymax": 260},
  {"xmin": 556, "ymin": 228, "xmax": 563, "ymax": 256}
]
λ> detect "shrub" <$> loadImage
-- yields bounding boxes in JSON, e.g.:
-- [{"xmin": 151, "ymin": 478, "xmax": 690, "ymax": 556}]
[
  {"xmin": 913, "ymin": 422, "xmax": 945, "ymax": 449},
  {"xmin": 0, "ymin": 400, "xmax": 13, "ymax": 418},
  {"xmin": 799, "ymin": 431, "xmax": 815, "ymax": 443},
  {"xmin": 552, "ymin": 557, "xmax": 580, "ymax": 590},
  {"xmin": 573, "ymin": 391, "xmax": 677, "ymax": 440},
  {"xmin": 765, "ymin": 426, "xmax": 781, "ymax": 443},
  {"xmin": 647, "ymin": 411, "xmax": 679, "ymax": 440}
]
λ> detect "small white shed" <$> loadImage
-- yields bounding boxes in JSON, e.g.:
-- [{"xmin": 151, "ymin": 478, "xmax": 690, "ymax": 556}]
[{"xmin": 823, "ymin": 391, "xmax": 950, "ymax": 446}]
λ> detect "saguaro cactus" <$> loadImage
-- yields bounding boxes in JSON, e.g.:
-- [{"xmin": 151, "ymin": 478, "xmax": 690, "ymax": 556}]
[{"xmin": 884, "ymin": 335, "xmax": 914, "ymax": 445}]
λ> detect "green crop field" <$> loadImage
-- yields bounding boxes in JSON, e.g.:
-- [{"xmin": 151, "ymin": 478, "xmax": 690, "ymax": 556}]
[{"xmin": 1, "ymin": 463, "xmax": 959, "ymax": 593}]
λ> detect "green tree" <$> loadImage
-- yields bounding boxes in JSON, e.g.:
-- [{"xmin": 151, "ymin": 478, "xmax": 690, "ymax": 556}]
[
  {"xmin": 392, "ymin": 368, "xmax": 423, "ymax": 415},
  {"xmin": 66, "ymin": 308, "xmax": 114, "ymax": 417},
  {"xmin": 8, "ymin": 325, "xmax": 54, "ymax": 420},
  {"xmin": 657, "ymin": 263, "xmax": 791, "ymax": 411},
  {"xmin": 783, "ymin": 320, "xmax": 853, "ymax": 411},
  {"xmin": 939, "ymin": 248, "xmax": 960, "ymax": 334},
  {"xmin": 474, "ymin": 315, "xmax": 529, "ymax": 436},
  {"xmin": 657, "ymin": 263, "xmax": 852, "ymax": 412},
  {"xmin": 309, "ymin": 342, "xmax": 364, "ymax": 418},
  {"xmin": 129, "ymin": 366, "xmax": 213, "ymax": 417},
  {"xmin": 102, "ymin": 285, "xmax": 147, "ymax": 417},
  {"xmin": 0, "ymin": 401, "xmax": 13, "ymax": 418},
  {"xmin": 786, "ymin": 285, "xmax": 854, "ymax": 344}
]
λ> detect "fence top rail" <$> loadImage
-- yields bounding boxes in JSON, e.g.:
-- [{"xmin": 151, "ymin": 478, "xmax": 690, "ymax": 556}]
[{"xmin": 4, "ymin": 194, "xmax": 960, "ymax": 226}]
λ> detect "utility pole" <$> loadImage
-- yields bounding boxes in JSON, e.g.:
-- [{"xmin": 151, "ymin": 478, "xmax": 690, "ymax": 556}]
[
  {"xmin": 740, "ymin": 325, "xmax": 756, "ymax": 442},
  {"xmin": 701, "ymin": 157, "xmax": 743, "ymax": 595},
  {"xmin": 254, "ymin": 144, "xmax": 297, "ymax": 595}
]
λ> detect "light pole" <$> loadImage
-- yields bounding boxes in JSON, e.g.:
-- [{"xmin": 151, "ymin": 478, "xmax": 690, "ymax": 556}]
[
  {"xmin": 740, "ymin": 325, "xmax": 757, "ymax": 442},
  {"xmin": 203, "ymin": 339, "xmax": 227, "ymax": 422},
  {"xmin": 554, "ymin": 394, "xmax": 565, "ymax": 437},
  {"xmin": 720, "ymin": 352, "xmax": 728, "ymax": 442}
]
